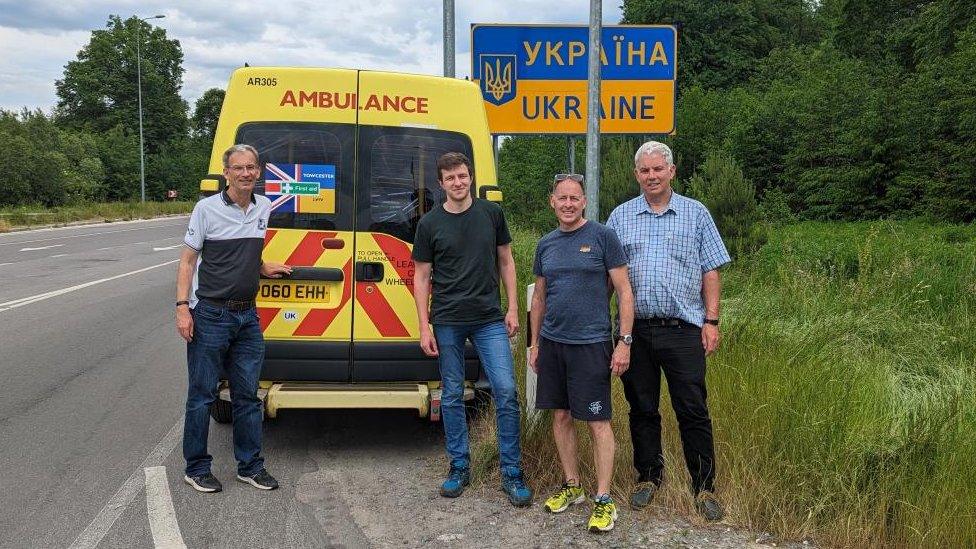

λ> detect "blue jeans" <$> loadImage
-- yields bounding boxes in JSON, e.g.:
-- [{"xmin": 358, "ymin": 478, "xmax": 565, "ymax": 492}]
[
  {"xmin": 434, "ymin": 320, "xmax": 522, "ymax": 470},
  {"xmin": 184, "ymin": 300, "xmax": 265, "ymax": 477}
]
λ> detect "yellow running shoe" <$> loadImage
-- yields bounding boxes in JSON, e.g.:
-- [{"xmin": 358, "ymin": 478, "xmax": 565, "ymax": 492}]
[
  {"xmin": 587, "ymin": 495, "xmax": 618, "ymax": 532},
  {"xmin": 543, "ymin": 482, "xmax": 585, "ymax": 513}
]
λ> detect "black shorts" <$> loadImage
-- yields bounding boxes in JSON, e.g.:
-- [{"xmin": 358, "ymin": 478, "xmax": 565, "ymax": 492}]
[{"xmin": 535, "ymin": 337, "xmax": 613, "ymax": 421}]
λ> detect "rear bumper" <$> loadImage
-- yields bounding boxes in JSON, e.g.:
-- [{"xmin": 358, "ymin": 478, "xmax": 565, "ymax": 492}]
[{"xmin": 260, "ymin": 340, "xmax": 481, "ymax": 382}]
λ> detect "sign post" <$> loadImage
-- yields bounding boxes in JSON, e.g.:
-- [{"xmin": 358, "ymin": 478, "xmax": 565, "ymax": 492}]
[{"xmin": 584, "ymin": 3, "xmax": 603, "ymax": 220}]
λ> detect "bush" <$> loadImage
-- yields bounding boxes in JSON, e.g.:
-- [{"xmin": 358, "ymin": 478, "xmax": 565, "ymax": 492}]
[{"xmin": 685, "ymin": 150, "xmax": 766, "ymax": 257}]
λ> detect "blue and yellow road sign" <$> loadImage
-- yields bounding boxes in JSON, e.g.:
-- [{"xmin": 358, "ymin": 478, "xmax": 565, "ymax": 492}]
[{"xmin": 471, "ymin": 24, "xmax": 677, "ymax": 134}]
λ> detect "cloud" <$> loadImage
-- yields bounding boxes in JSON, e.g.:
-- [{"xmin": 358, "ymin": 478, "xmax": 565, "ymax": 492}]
[
  {"xmin": 0, "ymin": 0, "xmax": 623, "ymax": 112},
  {"xmin": 0, "ymin": 26, "xmax": 91, "ymax": 112}
]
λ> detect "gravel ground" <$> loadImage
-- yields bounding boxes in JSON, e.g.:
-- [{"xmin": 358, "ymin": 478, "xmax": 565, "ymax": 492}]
[{"xmin": 294, "ymin": 413, "xmax": 811, "ymax": 549}]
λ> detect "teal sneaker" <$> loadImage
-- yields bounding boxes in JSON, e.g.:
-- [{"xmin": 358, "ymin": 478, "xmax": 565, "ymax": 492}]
[
  {"xmin": 439, "ymin": 461, "xmax": 470, "ymax": 498},
  {"xmin": 501, "ymin": 465, "xmax": 532, "ymax": 507}
]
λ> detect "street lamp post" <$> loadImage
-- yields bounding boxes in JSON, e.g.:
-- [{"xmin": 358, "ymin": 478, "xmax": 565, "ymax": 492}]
[{"xmin": 136, "ymin": 14, "xmax": 165, "ymax": 203}]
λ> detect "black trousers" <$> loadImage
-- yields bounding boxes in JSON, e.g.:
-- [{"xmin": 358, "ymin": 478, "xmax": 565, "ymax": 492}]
[{"xmin": 621, "ymin": 319, "xmax": 716, "ymax": 494}]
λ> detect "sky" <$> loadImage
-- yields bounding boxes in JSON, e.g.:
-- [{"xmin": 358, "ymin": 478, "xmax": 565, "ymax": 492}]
[{"xmin": 0, "ymin": 0, "xmax": 624, "ymax": 113}]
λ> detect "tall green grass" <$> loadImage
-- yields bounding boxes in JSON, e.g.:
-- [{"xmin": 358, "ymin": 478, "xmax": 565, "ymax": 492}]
[
  {"xmin": 473, "ymin": 220, "xmax": 976, "ymax": 547},
  {"xmin": 0, "ymin": 201, "xmax": 195, "ymax": 231}
]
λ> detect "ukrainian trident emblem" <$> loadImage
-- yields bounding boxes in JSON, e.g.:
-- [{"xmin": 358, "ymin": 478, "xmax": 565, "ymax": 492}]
[{"xmin": 479, "ymin": 54, "xmax": 517, "ymax": 106}]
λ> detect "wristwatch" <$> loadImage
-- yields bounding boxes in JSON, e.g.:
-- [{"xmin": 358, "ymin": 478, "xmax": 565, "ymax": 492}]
[
  {"xmin": 176, "ymin": 300, "xmax": 190, "ymax": 308},
  {"xmin": 618, "ymin": 334, "xmax": 633, "ymax": 345},
  {"xmin": 704, "ymin": 318, "xmax": 719, "ymax": 326}
]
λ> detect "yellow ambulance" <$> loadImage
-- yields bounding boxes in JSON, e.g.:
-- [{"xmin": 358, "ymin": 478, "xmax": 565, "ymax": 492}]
[{"xmin": 200, "ymin": 67, "xmax": 501, "ymax": 422}]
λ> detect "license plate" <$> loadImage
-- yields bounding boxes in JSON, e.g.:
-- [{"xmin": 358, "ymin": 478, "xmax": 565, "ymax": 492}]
[{"xmin": 258, "ymin": 281, "xmax": 331, "ymax": 302}]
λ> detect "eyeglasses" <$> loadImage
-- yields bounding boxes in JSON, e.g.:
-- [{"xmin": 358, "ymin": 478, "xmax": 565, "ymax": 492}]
[
  {"xmin": 228, "ymin": 164, "xmax": 259, "ymax": 174},
  {"xmin": 553, "ymin": 173, "xmax": 584, "ymax": 184}
]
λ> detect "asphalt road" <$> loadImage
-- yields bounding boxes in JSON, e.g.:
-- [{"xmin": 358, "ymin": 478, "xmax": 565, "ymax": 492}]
[{"xmin": 0, "ymin": 218, "xmax": 443, "ymax": 549}]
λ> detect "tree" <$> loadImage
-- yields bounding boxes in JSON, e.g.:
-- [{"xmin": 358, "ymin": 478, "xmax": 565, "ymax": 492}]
[
  {"xmin": 55, "ymin": 15, "xmax": 188, "ymax": 154},
  {"xmin": 622, "ymin": 0, "xmax": 822, "ymax": 89},
  {"xmin": 191, "ymin": 88, "xmax": 225, "ymax": 140},
  {"xmin": 685, "ymin": 151, "xmax": 765, "ymax": 256},
  {"xmin": 0, "ymin": 109, "xmax": 105, "ymax": 206}
]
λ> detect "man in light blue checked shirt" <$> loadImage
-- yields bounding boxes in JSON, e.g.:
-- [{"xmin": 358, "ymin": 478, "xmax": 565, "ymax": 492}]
[{"xmin": 606, "ymin": 141, "xmax": 731, "ymax": 522}]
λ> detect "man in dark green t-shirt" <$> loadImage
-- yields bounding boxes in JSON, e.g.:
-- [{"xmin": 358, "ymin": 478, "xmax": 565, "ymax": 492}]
[{"xmin": 412, "ymin": 152, "xmax": 532, "ymax": 507}]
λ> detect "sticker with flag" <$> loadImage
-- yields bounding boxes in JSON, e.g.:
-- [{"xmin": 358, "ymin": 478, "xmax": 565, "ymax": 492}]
[{"xmin": 263, "ymin": 163, "xmax": 337, "ymax": 214}]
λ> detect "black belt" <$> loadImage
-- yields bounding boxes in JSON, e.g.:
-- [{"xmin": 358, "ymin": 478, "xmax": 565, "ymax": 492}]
[
  {"xmin": 202, "ymin": 297, "xmax": 256, "ymax": 311},
  {"xmin": 637, "ymin": 317, "xmax": 691, "ymax": 327}
]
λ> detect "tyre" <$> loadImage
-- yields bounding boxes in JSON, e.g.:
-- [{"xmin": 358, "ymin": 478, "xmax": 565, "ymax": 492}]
[{"xmin": 210, "ymin": 398, "xmax": 232, "ymax": 423}]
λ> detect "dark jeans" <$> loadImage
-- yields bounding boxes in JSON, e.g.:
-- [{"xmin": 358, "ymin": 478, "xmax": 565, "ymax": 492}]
[
  {"xmin": 184, "ymin": 300, "xmax": 265, "ymax": 477},
  {"xmin": 621, "ymin": 319, "xmax": 716, "ymax": 494}
]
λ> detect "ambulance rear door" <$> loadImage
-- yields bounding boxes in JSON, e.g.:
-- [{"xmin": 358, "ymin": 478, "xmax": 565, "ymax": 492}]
[
  {"xmin": 243, "ymin": 68, "xmax": 359, "ymax": 382},
  {"xmin": 350, "ymin": 71, "xmax": 480, "ymax": 382}
]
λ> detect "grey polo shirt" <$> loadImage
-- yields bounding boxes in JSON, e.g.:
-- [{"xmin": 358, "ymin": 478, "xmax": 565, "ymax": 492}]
[{"xmin": 183, "ymin": 190, "xmax": 271, "ymax": 308}]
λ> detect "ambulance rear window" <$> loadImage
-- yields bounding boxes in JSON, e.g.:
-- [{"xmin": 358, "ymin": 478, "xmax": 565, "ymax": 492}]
[
  {"xmin": 237, "ymin": 122, "xmax": 355, "ymax": 231},
  {"xmin": 357, "ymin": 126, "xmax": 474, "ymax": 244}
]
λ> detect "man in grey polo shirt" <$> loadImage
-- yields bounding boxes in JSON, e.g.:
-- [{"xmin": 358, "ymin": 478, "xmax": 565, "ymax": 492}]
[{"xmin": 175, "ymin": 144, "xmax": 291, "ymax": 493}]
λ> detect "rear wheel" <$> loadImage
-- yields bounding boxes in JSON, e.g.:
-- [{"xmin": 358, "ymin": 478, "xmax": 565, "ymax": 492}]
[{"xmin": 210, "ymin": 398, "xmax": 232, "ymax": 423}]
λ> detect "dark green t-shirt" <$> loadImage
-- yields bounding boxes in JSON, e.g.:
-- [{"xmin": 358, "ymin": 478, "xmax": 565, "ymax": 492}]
[{"xmin": 411, "ymin": 199, "xmax": 512, "ymax": 325}]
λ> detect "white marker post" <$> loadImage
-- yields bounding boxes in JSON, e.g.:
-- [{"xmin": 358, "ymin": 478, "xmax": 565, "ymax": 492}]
[{"xmin": 525, "ymin": 283, "xmax": 540, "ymax": 424}]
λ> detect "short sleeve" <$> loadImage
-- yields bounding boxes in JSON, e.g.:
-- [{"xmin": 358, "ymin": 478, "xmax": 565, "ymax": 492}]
[
  {"xmin": 532, "ymin": 240, "xmax": 544, "ymax": 277},
  {"xmin": 606, "ymin": 208, "xmax": 619, "ymax": 233},
  {"xmin": 602, "ymin": 226, "xmax": 627, "ymax": 269},
  {"xmin": 492, "ymin": 202, "xmax": 512, "ymax": 246},
  {"xmin": 698, "ymin": 208, "xmax": 731, "ymax": 272},
  {"xmin": 183, "ymin": 203, "xmax": 205, "ymax": 251},
  {"xmin": 411, "ymin": 217, "xmax": 434, "ymax": 263}
]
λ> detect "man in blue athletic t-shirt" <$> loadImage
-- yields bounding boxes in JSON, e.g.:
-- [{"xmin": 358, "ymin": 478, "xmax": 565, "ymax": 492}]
[{"xmin": 529, "ymin": 174, "xmax": 635, "ymax": 533}]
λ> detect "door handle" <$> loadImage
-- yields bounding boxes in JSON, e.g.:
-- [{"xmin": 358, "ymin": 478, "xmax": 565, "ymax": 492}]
[{"xmin": 354, "ymin": 262, "xmax": 385, "ymax": 282}]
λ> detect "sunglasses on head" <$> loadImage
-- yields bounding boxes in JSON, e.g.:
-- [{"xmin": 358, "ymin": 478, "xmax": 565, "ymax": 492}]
[{"xmin": 553, "ymin": 173, "xmax": 584, "ymax": 184}]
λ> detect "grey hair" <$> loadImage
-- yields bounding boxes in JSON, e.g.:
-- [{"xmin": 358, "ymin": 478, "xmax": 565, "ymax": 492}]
[
  {"xmin": 634, "ymin": 141, "xmax": 673, "ymax": 167},
  {"xmin": 222, "ymin": 144, "xmax": 260, "ymax": 168}
]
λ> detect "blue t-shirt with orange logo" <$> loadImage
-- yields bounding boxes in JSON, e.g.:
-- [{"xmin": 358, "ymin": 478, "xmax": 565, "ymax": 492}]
[{"xmin": 533, "ymin": 220, "xmax": 626, "ymax": 344}]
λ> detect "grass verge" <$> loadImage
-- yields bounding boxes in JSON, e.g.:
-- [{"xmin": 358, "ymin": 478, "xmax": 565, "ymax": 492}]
[
  {"xmin": 0, "ymin": 201, "xmax": 195, "ymax": 231},
  {"xmin": 470, "ymin": 220, "xmax": 976, "ymax": 548}
]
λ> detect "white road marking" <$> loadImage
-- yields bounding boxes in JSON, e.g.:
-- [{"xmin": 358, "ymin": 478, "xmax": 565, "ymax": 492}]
[
  {"xmin": 145, "ymin": 467, "xmax": 187, "ymax": 549},
  {"xmin": 0, "ymin": 220, "xmax": 188, "ymax": 247},
  {"xmin": 50, "ymin": 253, "xmax": 69, "ymax": 258},
  {"xmin": 68, "ymin": 419, "xmax": 184, "ymax": 549},
  {"xmin": 0, "ymin": 259, "xmax": 179, "ymax": 312},
  {"xmin": 153, "ymin": 244, "xmax": 182, "ymax": 251},
  {"xmin": 0, "ymin": 262, "xmax": 11, "ymax": 267},
  {"xmin": 19, "ymin": 244, "xmax": 64, "ymax": 251}
]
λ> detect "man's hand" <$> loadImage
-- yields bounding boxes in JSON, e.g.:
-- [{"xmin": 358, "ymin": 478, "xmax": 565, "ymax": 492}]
[
  {"xmin": 176, "ymin": 307, "xmax": 193, "ymax": 342},
  {"xmin": 260, "ymin": 261, "xmax": 292, "ymax": 278},
  {"xmin": 611, "ymin": 342, "xmax": 630, "ymax": 376},
  {"xmin": 702, "ymin": 324, "xmax": 720, "ymax": 356},
  {"xmin": 528, "ymin": 345, "xmax": 539, "ymax": 373},
  {"xmin": 504, "ymin": 307, "xmax": 519, "ymax": 337},
  {"xmin": 419, "ymin": 326, "xmax": 439, "ymax": 357}
]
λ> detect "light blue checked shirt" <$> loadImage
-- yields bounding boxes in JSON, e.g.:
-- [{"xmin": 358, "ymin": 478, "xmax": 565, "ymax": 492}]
[{"xmin": 606, "ymin": 191, "xmax": 731, "ymax": 327}]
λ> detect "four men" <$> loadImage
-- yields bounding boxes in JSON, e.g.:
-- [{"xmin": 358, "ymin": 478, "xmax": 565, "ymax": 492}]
[
  {"xmin": 178, "ymin": 142, "xmax": 729, "ymax": 526},
  {"xmin": 529, "ymin": 174, "xmax": 634, "ymax": 531}
]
